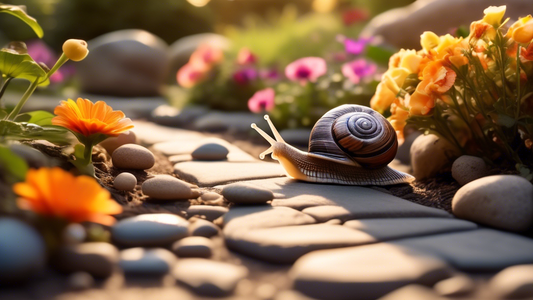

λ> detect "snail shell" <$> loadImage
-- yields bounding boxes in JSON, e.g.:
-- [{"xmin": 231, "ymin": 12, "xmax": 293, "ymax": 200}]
[
  {"xmin": 251, "ymin": 104, "xmax": 413, "ymax": 186},
  {"xmin": 309, "ymin": 105, "xmax": 398, "ymax": 169}
]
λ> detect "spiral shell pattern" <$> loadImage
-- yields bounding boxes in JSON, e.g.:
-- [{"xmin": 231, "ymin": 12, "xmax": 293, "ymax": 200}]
[{"xmin": 309, "ymin": 104, "xmax": 398, "ymax": 169}]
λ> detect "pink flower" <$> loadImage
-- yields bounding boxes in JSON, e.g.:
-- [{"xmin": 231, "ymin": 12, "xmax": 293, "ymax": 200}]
[
  {"xmin": 233, "ymin": 68, "xmax": 258, "ymax": 85},
  {"xmin": 237, "ymin": 47, "xmax": 257, "ymax": 65},
  {"xmin": 26, "ymin": 39, "xmax": 68, "ymax": 84},
  {"xmin": 342, "ymin": 59, "xmax": 377, "ymax": 84},
  {"xmin": 177, "ymin": 63, "xmax": 207, "ymax": 88},
  {"xmin": 285, "ymin": 57, "xmax": 327, "ymax": 84},
  {"xmin": 189, "ymin": 44, "xmax": 223, "ymax": 70},
  {"xmin": 338, "ymin": 36, "xmax": 373, "ymax": 55},
  {"xmin": 248, "ymin": 88, "xmax": 275, "ymax": 113}
]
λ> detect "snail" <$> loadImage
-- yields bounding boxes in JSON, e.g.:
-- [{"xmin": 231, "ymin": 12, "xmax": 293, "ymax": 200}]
[{"xmin": 251, "ymin": 104, "xmax": 414, "ymax": 185}]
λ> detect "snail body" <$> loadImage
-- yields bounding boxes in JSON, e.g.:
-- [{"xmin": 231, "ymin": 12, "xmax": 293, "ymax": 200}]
[{"xmin": 251, "ymin": 104, "xmax": 414, "ymax": 185}]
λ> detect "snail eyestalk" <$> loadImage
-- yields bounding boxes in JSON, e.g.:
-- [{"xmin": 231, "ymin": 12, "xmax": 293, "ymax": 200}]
[
  {"xmin": 264, "ymin": 115, "xmax": 285, "ymax": 143},
  {"xmin": 251, "ymin": 123, "xmax": 275, "ymax": 159}
]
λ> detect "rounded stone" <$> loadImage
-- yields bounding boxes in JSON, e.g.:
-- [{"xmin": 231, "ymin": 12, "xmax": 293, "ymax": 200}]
[
  {"xmin": 172, "ymin": 236, "xmax": 214, "ymax": 258},
  {"xmin": 142, "ymin": 175, "xmax": 195, "ymax": 200},
  {"xmin": 452, "ymin": 175, "xmax": 533, "ymax": 231},
  {"xmin": 191, "ymin": 143, "xmax": 229, "ymax": 161},
  {"xmin": 490, "ymin": 264, "xmax": 533, "ymax": 299},
  {"xmin": 0, "ymin": 218, "xmax": 46, "ymax": 284},
  {"xmin": 189, "ymin": 219, "xmax": 219, "ymax": 238},
  {"xmin": 187, "ymin": 205, "xmax": 229, "ymax": 221},
  {"xmin": 119, "ymin": 248, "xmax": 176, "ymax": 276},
  {"xmin": 99, "ymin": 131, "xmax": 137, "ymax": 155},
  {"xmin": 53, "ymin": 242, "xmax": 119, "ymax": 278},
  {"xmin": 62, "ymin": 223, "xmax": 87, "ymax": 245},
  {"xmin": 410, "ymin": 134, "xmax": 460, "ymax": 180},
  {"xmin": 434, "ymin": 275, "xmax": 475, "ymax": 297},
  {"xmin": 112, "ymin": 144, "xmax": 155, "ymax": 170},
  {"xmin": 222, "ymin": 183, "xmax": 274, "ymax": 205},
  {"xmin": 112, "ymin": 213, "xmax": 189, "ymax": 247},
  {"xmin": 452, "ymin": 155, "xmax": 489, "ymax": 186},
  {"xmin": 68, "ymin": 272, "xmax": 95, "ymax": 290},
  {"xmin": 114, "ymin": 172, "xmax": 137, "ymax": 191}
]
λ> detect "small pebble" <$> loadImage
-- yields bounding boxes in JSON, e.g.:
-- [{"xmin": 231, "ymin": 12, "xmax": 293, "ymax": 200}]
[
  {"xmin": 490, "ymin": 264, "xmax": 533, "ymax": 299},
  {"xmin": 434, "ymin": 275, "xmax": 475, "ymax": 297},
  {"xmin": 112, "ymin": 213, "xmax": 189, "ymax": 247},
  {"xmin": 142, "ymin": 175, "xmax": 197, "ymax": 200},
  {"xmin": 452, "ymin": 155, "xmax": 489, "ymax": 186},
  {"xmin": 114, "ymin": 172, "xmax": 137, "ymax": 191},
  {"xmin": 187, "ymin": 205, "xmax": 229, "ymax": 221},
  {"xmin": 200, "ymin": 192, "xmax": 223, "ymax": 201},
  {"xmin": 172, "ymin": 236, "xmax": 214, "ymax": 258},
  {"xmin": 99, "ymin": 131, "xmax": 137, "ymax": 155},
  {"xmin": 222, "ymin": 183, "xmax": 274, "ymax": 205},
  {"xmin": 68, "ymin": 272, "xmax": 94, "ymax": 290},
  {"xmin": 189, "ymin": 219, "xmax": 219, "ymax": 238},
  {"xmin": 112, "ymin": 144, "xmax": 155, "ymax": 170},
  {"xmin": 191, "ymin": 143, "xmax": 229, "ymax": 161},
  {"xmin": 119, "ymin": 248, "xmax": 176, "ymax": 276},
  {"xmin": 62, "ymin": 223, "xmax": 86, "ymax": 245},
  {"xmin": 53, "ymin": 242, "xmax": 119, "ymax": 278}
]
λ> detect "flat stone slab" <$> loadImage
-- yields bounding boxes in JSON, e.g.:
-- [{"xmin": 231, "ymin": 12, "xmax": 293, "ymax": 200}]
[
  {"xmin": 175, "ymin": 162, "xmax": 286, "ymax": 186},
  {"xmin": 291, "ymin": 243, "xmax": 454, "ymax": 300},
  {"xmin": 343, "ymin": 218, "xmax": 477, "ymax": 241},
  {"xmin": 225, "ymin": 224, "xmax": 376, "ymax": 264},
  {"xmin": 223, "ymin": 206, "xmax": 316, "ymax": 234},
  {"xmin": 154, "ymin": 138, "xmax": 256, "ymax": 162},
  {"xmin": 392, "ymin": 229, "xmax": 533, "ymax": 272},
  {"xmin": 132, "ymin": 120, "xmax": 205, "ymax": 145},
  {"xmin": 217, "ymin": 178, "xmax": 451, "ymax": 221}
]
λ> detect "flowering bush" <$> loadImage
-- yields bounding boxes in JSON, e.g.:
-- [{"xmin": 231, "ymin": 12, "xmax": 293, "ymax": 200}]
[{"xmin": 371, "ymin": 5, "xmax": 533, "ymax": 177}]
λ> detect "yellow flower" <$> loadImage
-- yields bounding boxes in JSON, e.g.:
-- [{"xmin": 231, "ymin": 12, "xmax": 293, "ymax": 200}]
[
  {"xmin": 421, "ymin": 31, "xmax": 440, "ymax": 52},
  {"xmin": 370, "ymin": 81, "xmax": 396, "ymax": 114},
  {"xmin": 482, "ymin": 5, "xmax": 506, "ymax": 27},
  {"xmin": 52, "ymin": 98, "xmax": 134, "ymax": 138},
  {"xmin": 513, "ymin": 18, "xmax": 533, "ymax": 43},
  {"xmin": 399, "ymin": 51, "xmax": 423, "ymax": 74},
  {"xmin": 13, "ymin": 168, "xmax": 122, "ymax": 225},
  {"xmin": 62, "ymin": 39, "xmax": 89, "ymax": 62},
  {"xmin": 383, "ymin": 68, "xmax": 410, "ymax": 95},
  {"xmin": 507, "ymin": 15, "xmax": 533, "ymax": 43}
]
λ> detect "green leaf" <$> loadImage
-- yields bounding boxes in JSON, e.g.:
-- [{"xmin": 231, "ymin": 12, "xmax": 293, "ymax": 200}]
[
  {"xmin": 366, "ymin": 45, "xmax": 395, "ymax": 65},
  {"xmin": 0, "ymin": 145, "xmax": 28, "ymax": 183},
  {"xmin": 0, "ymin": 49, "xmax": 49, "ymax": 86},
  {"xmin": 0, "ymin": 4, "xmax": 43, "ymax": 38},
  {"xmin": 15, "ymin": 110, "xmax": 54, "ymax": 126},
  {"xmin": 0, "ymin": 120, "xmax": 72, "ymax": 145}
]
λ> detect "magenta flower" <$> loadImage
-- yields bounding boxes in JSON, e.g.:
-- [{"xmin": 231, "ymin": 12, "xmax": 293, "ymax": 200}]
[
  {"xmin": 237, "ymin": 48, "xmax": 257, "ymax": 65},
  {"xmin": 233, "ymin": 68, "xmax": 258, "ymax": 85},
  {"xmin": 26, "ymin": 39, "xmax": 67, "ymax": 83},
  {"xmin": 285, "ymin": 57, "xmax": 327, "ymax": 84},
  {"xmin": 260, "ymin": 68, "xmax": 280, "ymax": 81},
  {"xmin": 248, "ymin": 88, "xmax": 275, "ymax": 113},
  {"xmin": 339, "ymin": 36, "xmax": 373, "ymax": 55},
  {"xmin": 342, "ymin": 59, "xmax": 377, "ymax": 84}
]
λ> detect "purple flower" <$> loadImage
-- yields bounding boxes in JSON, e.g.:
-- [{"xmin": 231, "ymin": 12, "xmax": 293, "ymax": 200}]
[
  {"xmin": 260, "ymin": 68, "xmax": 280, "ymax": 81},
  {"xmin": 233, "ymin": 68, "xmax": 258, "ymax": 85},
  {"xmin": 285, "ymin": 57, "xmax": 327, "ymax": 84},
  {"xmin": 26, "ymin": 39, "xmax": 69, "ymax": 83},
  {"xmin": 339, "ymin": 36, "xmax": 373, "ymax": 55},
  {"xmin": 341, "ymin": 59, "xmax": 377, "ymax": 84},
  {"xmin": 248, "ymin": 88, "xmax": 275, "ymax": 113}
]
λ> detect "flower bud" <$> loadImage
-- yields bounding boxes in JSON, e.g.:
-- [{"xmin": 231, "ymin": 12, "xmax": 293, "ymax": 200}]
[
  {"xmin": 513, "ymin": 19, "xmax": 533, "ymax": 44},
  {"xmin": 62, "ymin": 39, "xmax": 89, "ymax": 61},
  {"xmin": 420, "ymin": 31, "xmax": 440, "ymax": 51},
  {"xmin": 482, "ymin": 5, "xmax": 506, "ymax": 27}
]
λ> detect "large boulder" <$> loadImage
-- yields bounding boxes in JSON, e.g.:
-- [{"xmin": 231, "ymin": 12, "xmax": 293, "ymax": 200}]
[
  {"xmin": 361, "ymin": 0, "xmax": 533, "ymax": 50},
  {"xmin": 77, "ymin": 29, "xmax": 169, "ymax": 97}
]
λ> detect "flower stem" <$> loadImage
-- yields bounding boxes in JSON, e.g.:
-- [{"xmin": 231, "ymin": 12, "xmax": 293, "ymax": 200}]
[
  {"xmin": 6, "ymin": 78, "xmax": 39, "ymax": 120},
  {"xmin": 0, "ymin": 77, "xmax": 13, "ymax": 108},
  {"xmin": 83, "ymin": 142, "xmax": 93, "ymax": 165},
  {"xmin": 45, "ymin": 53, "xmax": 69, "ymax": 82}
]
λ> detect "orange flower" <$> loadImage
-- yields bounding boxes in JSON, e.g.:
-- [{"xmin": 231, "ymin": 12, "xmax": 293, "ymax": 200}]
[
  {"xmin": 13, "ymin": 168, "xmax": 122, "ymax": 225},
  {"xmin": 52, "ymin": 98, "xmax": 134, "ymax": 137},
  {"xmin": 387, "ymin": 100, "xmax": 409, "ymax": 144}
]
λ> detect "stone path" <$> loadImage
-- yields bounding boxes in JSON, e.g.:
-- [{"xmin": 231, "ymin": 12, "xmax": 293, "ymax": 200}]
[{"xmin": 3, "ymin": 119, "xmax": 533, "ymax": 300}]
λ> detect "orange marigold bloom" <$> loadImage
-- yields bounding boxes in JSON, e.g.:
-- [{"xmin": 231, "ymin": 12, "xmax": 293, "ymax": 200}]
[
  {"xmin": 52, "ymin": 98, "xmax": 134, "ymax": 137},
  {"xmin": 13, "ymin": 168, "xmax": 123, "ymax": 225}
]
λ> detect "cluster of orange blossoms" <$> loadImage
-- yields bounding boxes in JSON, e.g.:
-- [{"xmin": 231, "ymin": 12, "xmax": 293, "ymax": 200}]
[
  {"xmin": 13, "ymin": 98, "xmax": 133, "ymax": 225},
  {"xmin": 370, "ymin": 6, "xmax": 533, "ymax": 143},
  {"xmin": 177, "ymin": 44, "xmax": 224, "ymax": 88}
]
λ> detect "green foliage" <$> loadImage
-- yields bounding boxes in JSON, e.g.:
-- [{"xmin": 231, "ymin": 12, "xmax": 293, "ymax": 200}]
[
  {"xmin": 0, "ymin": 144, "xmax": 28, "ymax": 183},
  {"xmin": 0, "ymin": 120, "xmax": 72, "ymax": 145},
  {"xmin": 0, "ymin": 3, "xmax": 43, "ymax": 38},
  {"xmin": 0, "ymin": 46, "xmax": 49, "ymax": 85},
  {"xmin": 224, "ymin": 6, "xmax": 346, "ymax": 67},
  {"xmin": 14, "ymin": 110, "xmax": 54, "ymax": 125}
]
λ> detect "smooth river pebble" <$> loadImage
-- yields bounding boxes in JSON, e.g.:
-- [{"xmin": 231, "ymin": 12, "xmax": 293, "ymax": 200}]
[
  {"xmin": 191, "ymin": 143, "xmax": 229, "ymax": 161},
  {"xmin": 172, "ymin": 236, "xmax": 214, "ymax": 258},
  {"xmin": 112, "ymin": 213, "xmax": 189, "ymax": 247},
  {"xmin": 142, "ymin": 175, "xmax": 199, "ymax": 200},
  {"xmin": 114, "ymin": 172, "xmax": 137, "ymax": 191},
  {"xmin": 222, "ymin": 183, "xmax": 274, "ymax": 205},
  {"xmin": 112, "ymin": 144, "xmax": 155, "ymax": 170}
]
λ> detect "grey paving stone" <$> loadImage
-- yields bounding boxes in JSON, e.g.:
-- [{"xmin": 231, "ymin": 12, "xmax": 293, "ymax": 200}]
[
  {"xmin": 112, "ymin": 214, "xmax": 189, "ymax": 247},
  {"xmin": 173, "ymin": 258, "xmax": 248, "ymax": 297},
  {"xmin": 291, "ymin": 243, "xmax": 454, "ymax": 300},
  {"xmin": 155, "ymin": 138, "xmax": 256, "ymax": 162},
  {"xmin": 132, "ymin": 120, "xmax": 205, "ymax": 145},
  {"xmin": 223, "ymin": 206, "xmax": 316, "ymax": 235},
  {"xmin": 225, "ymin": 224, "xmax": 376, "ymax": 264},
  {"xmin": 343, "ymin": 218, "xmax": 477, "ymax": 241},
  {"xmin": 174, "ymin": 162, "xmax": 286, "ymax": 187},
  {"xmin": 392, "ymin": 229, "xmax": 533, "ymax": 272},
  {"xmin": 217, "ymin": 177, "xmax": 451, "ymax": 221}
]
